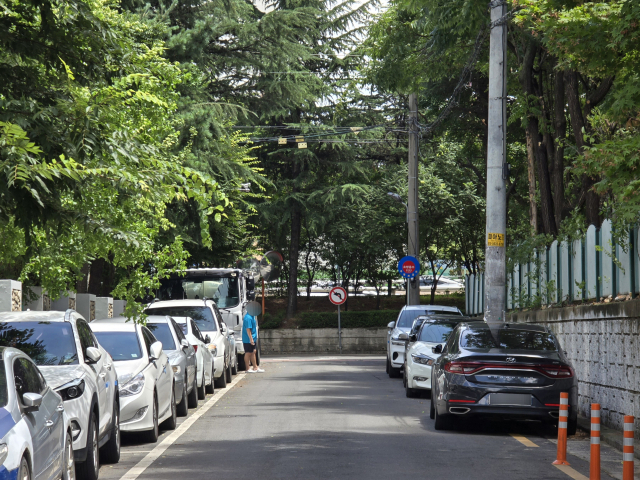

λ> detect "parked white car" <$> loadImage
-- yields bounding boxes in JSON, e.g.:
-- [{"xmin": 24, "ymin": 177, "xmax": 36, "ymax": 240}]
[
  {"xmin": 0, "ymin": 346, "xmax": 75, "ymax": 480},
  {"xmin": 171, "ymin": 317, "xmax": 215, "ymax": 399},
  {"xmin": 89, "ymin": 322, "xmax": 175, "ymax": 442},
  {"xmin": 386, "ymin": 305, "xmax": 462, "ymax": 378},
  {"xmin": 0, "ymin": 311, "xmax": 120, "ymax": 480},
  {"xmin": 145, "ymin": 300, "xmax": 233, "ymax": 388},
  {"xmin": 403, "ymin": 318, "xmax": 466, "ymax": 397}
]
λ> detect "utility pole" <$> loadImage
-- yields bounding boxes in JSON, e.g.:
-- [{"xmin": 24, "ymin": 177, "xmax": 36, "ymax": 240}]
[
  {"xmin": 484, "ymin": 1, "xmax": 508, "ymax": 334},
  {"xmin": 407, "ymin": 93, "xmax": 420, "ymax": 306}
]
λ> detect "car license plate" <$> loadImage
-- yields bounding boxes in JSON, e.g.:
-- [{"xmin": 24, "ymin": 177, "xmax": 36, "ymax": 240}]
[{"xmin": 489, "ymin": 393, "xmax": 532, "ymax": 406}]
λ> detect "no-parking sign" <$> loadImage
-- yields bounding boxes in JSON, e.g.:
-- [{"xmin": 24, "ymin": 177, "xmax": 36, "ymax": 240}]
[{"xmin": 398, "ymin": 256, "xmax": 420, "ymax": 279}]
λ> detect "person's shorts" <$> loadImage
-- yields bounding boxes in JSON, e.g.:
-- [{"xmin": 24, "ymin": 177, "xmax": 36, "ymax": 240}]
[{"xmin": 243, "ymin": 342, "xmax": 256, "ymax": 353}]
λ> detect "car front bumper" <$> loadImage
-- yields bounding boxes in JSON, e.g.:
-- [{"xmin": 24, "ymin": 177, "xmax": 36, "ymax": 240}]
[
  {"xmin": 62, "ymin": 394, "xmax": 92, "ymax": 453},
  {"xmin": 406, "ymin": 362, "xmax": 432, "ymax": 390},
  {"xmin": 213, "ymin": 355, "xmax": 224, "ymax": 378},
  {"xmin": 119, "ymin": 383, "xmax": 156, "ymax": 432},
  {"xmin": 389, "ymin": 340, "xmax": 406, "ymax": 368}
]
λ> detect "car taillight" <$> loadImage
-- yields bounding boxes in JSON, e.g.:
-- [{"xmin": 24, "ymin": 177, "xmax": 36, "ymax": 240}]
[
  {"xmin": 444, "ymin": 361, "xmax": 574, "ymax": 378},
  {"xmin": 193, "ymin": 345, "xmax": 198, "ymax": 352}
]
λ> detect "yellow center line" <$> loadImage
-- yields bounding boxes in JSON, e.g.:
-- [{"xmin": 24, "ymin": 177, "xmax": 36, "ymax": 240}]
[
  {"xmin": 553, "ymin": 464, "xmax": 589, "ymax": 480},
  {"xmin": 510, "ymin": 433, "xmax": 539, "ymax": 448}
]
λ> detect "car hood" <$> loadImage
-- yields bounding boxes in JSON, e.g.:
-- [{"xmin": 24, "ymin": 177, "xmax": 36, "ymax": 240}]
[
  {"xmin": 412, "ymin": 341, "xmax": 443, "ymax": 358},
  {"xmin": 39, "ymin": 365, "xmax": 87, "ymax": 390},
  {"xmin": 165, "ymin": 350, "xmax": 184, "ymax": 366},
  {"xmin": 113, "ymin": 359, "xmax": 148, "ymax": 385}
]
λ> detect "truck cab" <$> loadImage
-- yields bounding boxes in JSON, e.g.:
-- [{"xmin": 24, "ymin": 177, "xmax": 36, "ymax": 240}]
[{"xmin": 157, "ymin": 268, "xmax": 257, "ymax": 369}]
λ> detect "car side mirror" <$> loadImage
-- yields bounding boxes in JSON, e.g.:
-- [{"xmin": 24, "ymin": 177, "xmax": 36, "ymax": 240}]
[
  {"xmin": 432, "ymin": 344, "xmax": 443, "ymax": 354},
  {"xmin": 398, "ymin": 333, "xmax": 408, "ymax": 341},
  {"xmin": 387, "ymin": 321, "xmax": 395, "ymax": 329},
  {"xmin": 149, "ymin": 341, "xmax": 163, "ymax": 360},
  {"xmin": 409, "ymin": 334, "xmax": 417, "ymax": 342},
  {"xmin": 85, "ymin": 347, "xmax": 102, "ymax": 364},
  {"xmin": 204, "ymin": 335, "xmax": 211, "ymax": 344},
  {"xmin": 247, "ymin": 278, "xmax": 255, "ymax": 291},
  {"xmin": 181, "ymin": 339, "xmax": 190, "ymax": 350},
  {"xmin": 221, "ymin": 323, "xmax": 228, "ymax": 333},
  {"xmin": 248, "ymin": 291, "xmax": 256, "ymax": 301},
  {"xmin": 22, "ymin": 392, "xmax": 43, "ymax": 412}
]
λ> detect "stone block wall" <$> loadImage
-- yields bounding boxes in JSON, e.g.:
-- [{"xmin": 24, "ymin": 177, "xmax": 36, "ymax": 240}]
[
  {"xmin": 508, "ymin": 300, "xmax": 640, "ymax": 436},
  {"xmin": 260, "ymin": 328, "xmax": 387, "ymax": 355}
]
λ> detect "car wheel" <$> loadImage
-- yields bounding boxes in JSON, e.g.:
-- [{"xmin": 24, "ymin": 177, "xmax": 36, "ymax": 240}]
[
  {"xmin": 386, "ymin": 357, "xmax": 390, "ymax": 374},
  {"xmin": 231, "ymin": 356, "xmax": 238, "ymax": 375},
  {"xmin": 406, "ymin": 386, "xmax": 419, "ymax": 398},
  {"xmin": 187, "ymin": 373, "xmax": 198, "ymax": 408},
  {"xmin": 77, "ymin": 412, "xmax": 99, "ymax": 480},
  {"xmin": 162, "ymin": 387, "xmax": 177, "ymax": 430},
  {"xmin": 430, "ymin": 399, "xmax": 435, "ymax": 419},
  {"xmin": 214, "ymin": 363, "xmax": 227, "ymax": 389},
  {"xmin": 62, "ymin": 430, "xmax": 76, "ymax": 480},
  {"xmin": 100, "ymin": 398, "xmax": 120, "ymax": 464},
  {"xmin": 388, "ymin": 363, "xmax": 401, "ymax": 378},
  {"xmin": 19, "ymin": 456, "xmax": 30, "ymax": 480},
  {"xmin": 197, "ymin": 371, "xmax": 206, "ymax": 400},
  {"xmin": 143, "ymin": 394, "xmax": 159, "ymax": 443},
  {"xmin": 177, "ymin": 374, "xmax": 189, "ymax": 417},
  {"xmin": 205, "ymin": 365, "xmax": 215, "ymax": 394},
  {"xmin": 567, "ymin": 415, "xmax": 577, "ymax": 436},
  {"xmin": 225, "ymin": 361, "xmax": 232, "ymax": 383},
  {"xmin": 237, "ymin": 354, "xmax": 246, "ymax": 371},
  {"xmin": 434, "ymin": 402, "xmax": 451, "ymax": 431}
]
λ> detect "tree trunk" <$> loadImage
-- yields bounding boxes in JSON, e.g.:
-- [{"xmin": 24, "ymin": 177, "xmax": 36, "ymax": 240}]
[
  {"xmin": 387, "ymin": 279, "xmax": 392, "ymax": 296},
  {"xmin": 76, "ymin": 263, "xmax": 90, "ymax": 293},
  {"xmin": 553, "ymin": 69, "xmax": 567, "ymax": 228},
  {"xmin": 525, "ymin": 130, "xmax": 537, "ymax": 234},
  {"xmin": 286, "ymin": 205, "xmax": 301, "ymax": 318}
]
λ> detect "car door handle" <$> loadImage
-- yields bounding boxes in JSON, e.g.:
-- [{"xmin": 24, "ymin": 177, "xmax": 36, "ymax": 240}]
[
  {"xmin": 56, "ymin": 405, "xmax": 64, "ymax": 412},
  {"xmin": 45, "ymin": 420, "xmax": 54, "ymax": 428},
  {"xmin": 105, "ymin": 363, "xmax": 112, "ymax": 370},
  {"xmin": 99, "ymin": 372, "xmax": 107, "ymax": 378}
]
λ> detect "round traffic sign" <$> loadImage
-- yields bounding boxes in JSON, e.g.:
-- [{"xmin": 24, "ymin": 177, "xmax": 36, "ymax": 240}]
[
  {"xmin": 398, "ymin": 256, "xmax": 421, "ymax": 279},
  {"xmin": 329, "ymin": 286, "xmax": 347, "ymax": 305}
]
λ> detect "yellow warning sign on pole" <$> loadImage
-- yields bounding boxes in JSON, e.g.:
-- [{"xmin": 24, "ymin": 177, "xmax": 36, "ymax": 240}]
[
  {"xmin": 487, "ymin": 233, "xmax": 504, "ymax": 247},
  {"xmin": 298, "ymin": 142, "xmax": 307, "ymax": 149},
  {"xmin": 295, "ymin": 136, "xmax": 304, "ymax": 142},
  {"xmin": 278, "ymin": 137, "xmax": 286, "ymax": 145}
]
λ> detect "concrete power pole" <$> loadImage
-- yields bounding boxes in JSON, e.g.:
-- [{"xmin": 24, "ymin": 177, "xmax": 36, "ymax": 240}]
[
  {"xmin": 407, "ymin": 93, "xmax": 420, "ymax": 306},
  {"xmin": 484, "ymin": 1, "xmax": 508, "ymax": 333}
]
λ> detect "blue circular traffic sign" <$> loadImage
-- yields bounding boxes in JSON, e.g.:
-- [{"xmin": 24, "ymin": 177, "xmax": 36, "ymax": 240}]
[{"xmin": 398, "ymin": 256, "xmax": 420, "ymax": 279}]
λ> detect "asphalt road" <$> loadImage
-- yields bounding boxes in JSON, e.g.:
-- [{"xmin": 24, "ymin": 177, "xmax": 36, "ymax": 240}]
[{"xmin": 100, "ymin": 356, "xmax": 628, "ymax": 480}]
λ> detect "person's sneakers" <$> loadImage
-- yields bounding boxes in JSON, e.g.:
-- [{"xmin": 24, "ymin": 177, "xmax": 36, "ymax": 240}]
[
  {"xmin": 255, "ymin": 368, "xmax": 265, "ymax": 373},
  {"xmin": 246, "ymin": 369, "xmax": 257, "ymax": 373}
]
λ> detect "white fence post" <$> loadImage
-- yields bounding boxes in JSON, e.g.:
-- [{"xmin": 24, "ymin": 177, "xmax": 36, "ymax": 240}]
[
  {"xmin": 0, "ymin": 280, "xmax": 22, "ymax": 312},
  {"xmin": 76, "ymin": 293, "xmax": 96, "ymax": 321}
]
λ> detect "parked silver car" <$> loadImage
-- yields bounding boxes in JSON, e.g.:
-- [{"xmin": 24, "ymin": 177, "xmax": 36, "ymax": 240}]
[{"xmin": 0, "ymin": 347, "xmax": 75, "ymax": 480}]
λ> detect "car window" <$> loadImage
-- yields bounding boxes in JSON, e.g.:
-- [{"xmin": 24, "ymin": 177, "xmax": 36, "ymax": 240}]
[
  {"xmin": 0, "ymin": 322, "xmax": 78, "ymax": 366},
  {"xmin": 146, "ymin": 323, "xmax": 176, "ymax": 351},
  {"xmin": 14, "ymin": 358, "xmax": 45, "ymax": 402},
  {"xmin": 76, "ymin": 320, "xmax": 97, "ymax": 360},
  {"xmin": 140, "ymin": 328, "xmax": 154, "ymax": 356},
  {"xmin": 191, "ymin": 321, "xmax": 204, "ymax": 342},
  {"xmin": 93, "ymin": 332, "xmax": 143, "ymax": 361},
  {"xmin": 146, "ymin": 306, "xmax": 217, "ymax": 332},
  {"xmin": 460, "ymin": 329, "xmax": 558, "ymax": 351},
  {"xmin": 212, "ymin": 304, "xmax": 224, "ymax": 329},
  {"xmin": 0, "ymin": 361, "xmax": 7, "ymax": 408},
  {"xmin": 171, "ymin": 319, "xmax": 186, "ymax": 342},
  {"xmin": 419, "ymin": 322, "xmax": 458, "ymax": 343},
  {"xmin": 396, "ymin": 308, "xmax": 461, "ymax": 328}
]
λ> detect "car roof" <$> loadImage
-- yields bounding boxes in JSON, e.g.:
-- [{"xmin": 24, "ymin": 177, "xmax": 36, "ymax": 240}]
[
  {"xmin": 93, "ymin": 315, "xmax": 170, "ymax": 324},
  {"xmin": 424, "ymin": 316, "xmax": 472, "ymax": 324},
  {"xmin": 147, "ymin": 300, "xmax": 213, "ymax": 308},
  {"xmin": 89, "ymin": 322, "xmax": 138, "ymax": 333},
  {"xmin": 461, "ymin": 321, "xmax": 549, "ymax": 333},
  {"xmin": 0, "ymin": 311, "xmax": 68, "ymax": 322},
  {"xmin": 170, "ymin": 316, "xmax": 192, "ymax": 324},
  {"xmin": 401, "ymin": 305, "xmax": 460, "ymax": 312}
]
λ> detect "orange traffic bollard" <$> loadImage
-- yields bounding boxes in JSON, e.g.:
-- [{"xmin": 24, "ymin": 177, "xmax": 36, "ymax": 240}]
[
  {"xmin": 553, "ymin": 392, "xmax": 570, "ymax": 466},
  {"xmin": 590, "ymin": 404, "xmax": 600, "ymax": 480},
  {"xmin": 623, "ymin": 415, "xmax": 634, "ymax": 480}
]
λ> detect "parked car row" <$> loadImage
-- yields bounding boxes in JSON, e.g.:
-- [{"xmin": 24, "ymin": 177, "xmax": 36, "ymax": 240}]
[
  {"xmin": 0, "ymin": 295, "xmax": 245, "ymax": 480},
  {"xmin": 386, "ymin": 305, "xmax": 579, "ymax": 434}
]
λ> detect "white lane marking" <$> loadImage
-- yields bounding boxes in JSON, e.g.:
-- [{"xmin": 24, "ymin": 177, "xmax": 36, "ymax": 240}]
[{"xmin": 119, "ymin": 373, "xmax": 245, "ymax": 480}]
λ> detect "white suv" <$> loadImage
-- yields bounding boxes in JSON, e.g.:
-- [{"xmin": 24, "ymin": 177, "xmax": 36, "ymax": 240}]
[
  {"xmin": 386, "ymin": 305, "xmax": 462, "ymax": 378},
  {"xmin": 145, "ymin": 299, "xmax": 233, "ymax": 388},
  {"xmin": 0, "ymin": 310, "xmax": 120, "ymax": 480}
]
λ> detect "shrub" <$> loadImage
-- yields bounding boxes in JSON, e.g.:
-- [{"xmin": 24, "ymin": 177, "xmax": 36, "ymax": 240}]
[
  {"xmin": 260, "ymin": 311, "xmax": 285, "ymax": 329},
  {"xmin": 299, "ymin": 310, "xmax": 399, "ymax": 329}
]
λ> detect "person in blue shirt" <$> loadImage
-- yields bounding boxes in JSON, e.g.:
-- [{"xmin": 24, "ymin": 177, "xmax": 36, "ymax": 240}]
[{"xmin": 242, "ymin": 312, "xmax": 263, "ymax": 373}]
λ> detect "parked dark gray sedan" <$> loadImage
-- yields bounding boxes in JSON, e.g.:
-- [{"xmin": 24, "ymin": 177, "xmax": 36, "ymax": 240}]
[{"xmin": 430, "ymin": 321, "xmax": 578, "ymax": 433}]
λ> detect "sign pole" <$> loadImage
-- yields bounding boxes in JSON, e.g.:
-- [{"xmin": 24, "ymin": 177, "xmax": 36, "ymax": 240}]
[
  {"xmin": 338, "ymin": 304, "xmax": 342, "ymax": 354},
  {"xmin": 261, "ymin": 279, "xmax": 265, "ymax": 319}
]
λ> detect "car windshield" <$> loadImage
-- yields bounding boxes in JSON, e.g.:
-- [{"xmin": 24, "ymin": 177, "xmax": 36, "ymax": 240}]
[
  {"xmin": 396, "ymin": 308, "xmax": 460, "ymax": 328},
  {"xmin": 460, "ymin": 329, "xmax": 558, "ymax": 351},
  {"xmin": 158, "ymin": 276, "xmax": 240, "ymax": 308},
  {"xmin": 419, "ymin": 323, "xmax": 458, "ymax": 343},
  {"xmin": 0, "ymin": 322, "xmax": 78, "ymax": 365},
  {"xmin": 93, "ymin": 332, "xmax": 143, "ymax": 361},
  {"xmin": 146, "ymin": 307, "xmax": 216, "ymax": 333},
  {"xmin": 0, "ymin": 361, "xmax": 7, "ymax": 408},
  {"xmin": 146, "ymin": 323, "xmax": 176, "ymax": 351}
]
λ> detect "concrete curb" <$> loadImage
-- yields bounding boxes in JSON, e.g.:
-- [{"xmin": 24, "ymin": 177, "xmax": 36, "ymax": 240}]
[{"xmin": 577, "ymin": 414, "xmax": 640, "ymax": 460}]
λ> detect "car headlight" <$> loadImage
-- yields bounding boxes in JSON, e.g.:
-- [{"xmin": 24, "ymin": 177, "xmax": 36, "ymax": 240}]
[
  {"xmin": 56, "ymin": 379, "xmax": 86, "ymax": 401},
  {"xmin": 411, "ymin": 354, "xmax": 435, "ymax": 366},
  {"xmin": 120, "ymin": 372, "xmax": 145, "ymax": 397},
  {"xmin": 0, "ymin": 443, "xmax": 7, "ymax": 464},
  {"xmin": 172, "ymin": 365, "xmax": 181, "ymax": 375},
  {"xmin": 207, "ymin": 344, "xmax": 218, "ymax": 356}
]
